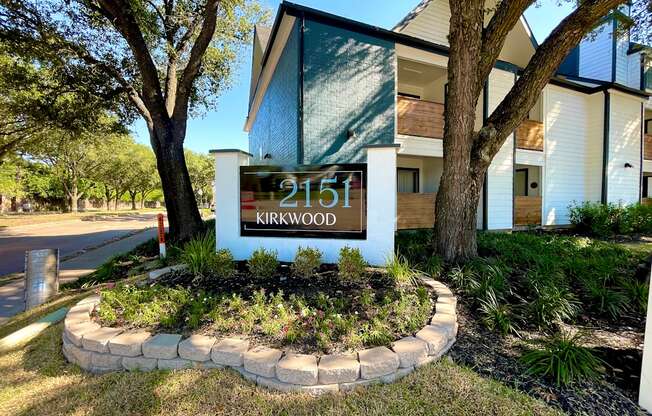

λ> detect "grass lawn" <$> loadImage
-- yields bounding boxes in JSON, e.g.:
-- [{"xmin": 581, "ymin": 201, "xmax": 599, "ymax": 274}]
[{"xmin": 0, "ymin": 323, "xmax": 561, "ymax": 416}]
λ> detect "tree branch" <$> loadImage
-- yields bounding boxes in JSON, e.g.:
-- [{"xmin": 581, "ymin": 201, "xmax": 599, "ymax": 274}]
[
  {"xmin": 474, "ymin": 0, "xmax": 626, "ymax": 168},
  {"xmin": 475, "ymin": 0, "xmax": 534, "ymax": 96},
  {"xmin": 172, "ymin": 0, "xmax": 220, "ymax": 131},
  {"xmin": 96, "ymin": 0, "xmax": 168, "ymax": 128}
]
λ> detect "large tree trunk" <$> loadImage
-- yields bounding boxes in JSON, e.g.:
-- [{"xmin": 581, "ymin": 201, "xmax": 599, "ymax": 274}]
[
  {"xmin": 129, "ymin": 191, "xmax": 137, "ymax": 210},
  {"xmin": 69, "ymin": 181, "xmax": 79, "ymax": 213},
  {"xmin": 434, "ymin": 1, "xmax": 486, "ymax": 263},
  {"xmin": 153, "ymin": 136, "xmax": 203, "ymax": 241}
]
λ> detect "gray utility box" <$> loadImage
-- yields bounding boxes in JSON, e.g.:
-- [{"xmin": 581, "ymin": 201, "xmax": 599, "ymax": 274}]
[{"xmin": 24, "ymin": 249, "xmax": 59, "ymax": 310}]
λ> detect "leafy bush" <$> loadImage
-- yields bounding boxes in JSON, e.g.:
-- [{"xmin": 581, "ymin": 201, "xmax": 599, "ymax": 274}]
[
  {"xmin": 479, "ymin": 292, "xmax": 519, "ymax": 336},
  {"xmin": 569, "ymin": 201, "xmax": 652, "ymax": 237},
  {"xmin": 386, "ymin": 255, "xmax": 419, "ymax": 287},
  {"xmin": 580, "ymin": 277, "xmax": 628, "ymax": 319},
  {"xmin": 213, "ymin": 249, "xmax": 236, "ymax": 278},
  {"xmin": 621, "ymin": 279, "xmax": 649, "ymax": 313},
  {"xmin": 520, "ymin": 331, "xmax": 604, "ymax": 386},
  {"xmin": 338, "ymin": 246, "xmax": 367, "ymax": 282},
  {"xmin": 248, "ymin": 248, "xmax": 279, "ymax": 279},
  {"xmin": 292, "ymin": 247, "xmax": 322, "ymax": 278},
  {"xmin": 527, "ymin": 284, "xmax": 579, "ymax": 328},
  {"xmin": 181, "ymin": 231, "xmax": 217, "ymax": 277}
]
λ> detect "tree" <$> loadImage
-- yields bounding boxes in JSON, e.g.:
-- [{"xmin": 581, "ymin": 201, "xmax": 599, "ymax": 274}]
[
  {"xmin": 124, "ymin": 144, "xmax": 160, "ymax": 210},
  {"xmin": 185, "ymin": 150, "xmax": 214, "ymax": 207},
  {"xmin": 0, "ymin": 0, "xmax": 267, "ymax": 240},
  {"xmin": 31, "ymin": 120, "xmax": 122, "ymax": 212},
  {"xmin": 435, "ymin": 0, "xmax": 631, "ymax": 262},
  {"xmin": 0, "ymin": 41, "xmax": 127, "ymax": 160}
]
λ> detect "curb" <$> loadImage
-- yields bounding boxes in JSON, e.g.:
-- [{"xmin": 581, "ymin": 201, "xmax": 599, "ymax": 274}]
[{"xmin": 61, "ymin": 277, "xmax": 458, "ymax": 394}]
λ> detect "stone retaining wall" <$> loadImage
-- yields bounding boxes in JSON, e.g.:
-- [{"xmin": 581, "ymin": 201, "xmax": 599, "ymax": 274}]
[{"xmin": 62, "ymin": 278, "xmax": 458, "ymax": 394}]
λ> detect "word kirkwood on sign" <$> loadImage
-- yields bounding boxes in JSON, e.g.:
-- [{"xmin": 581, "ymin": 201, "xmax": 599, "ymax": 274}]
[{"xmin": 240, "ymin": 164, "xmax": 367, "ymax": 239}]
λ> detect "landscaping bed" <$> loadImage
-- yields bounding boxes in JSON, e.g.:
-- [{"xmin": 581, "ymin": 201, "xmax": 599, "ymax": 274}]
[
  {"xmin": 397, "ymin": 229, "xmax": 651, "ymax": 415},
  {"xmin": 95, "ymin": 245, "xmax": 436, "ymax": 354}
]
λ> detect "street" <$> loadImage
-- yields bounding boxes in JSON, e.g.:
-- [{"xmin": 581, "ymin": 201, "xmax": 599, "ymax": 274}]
[{"xmin": 0, "ymin": 212, "xmax": 161, "ymax": 276}]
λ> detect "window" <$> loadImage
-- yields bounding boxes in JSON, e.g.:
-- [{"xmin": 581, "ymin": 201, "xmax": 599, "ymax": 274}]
[
  {"xmin": 515, "ymin": 169, "xmax": 529, "ymax": 197},
  {"xmin": 398, "ymin": 92, "xmax": 421, "ymax": 100},
  {"xmin": 397, "ymin": 168, "xmax": 419, "ymax": 193}
]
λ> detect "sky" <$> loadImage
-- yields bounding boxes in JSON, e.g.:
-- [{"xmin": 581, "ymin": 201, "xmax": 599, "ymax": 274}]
[{"xmin": 131, "ymin": 0, "xmax": 575, "ymax": 154}]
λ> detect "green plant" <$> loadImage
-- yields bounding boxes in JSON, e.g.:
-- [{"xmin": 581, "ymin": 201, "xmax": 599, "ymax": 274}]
[
  {"xmin": 292, "ymin": 247, "xmax": 322, "ymax": 278},
  {"xmin": 248, "ymin": 248, "xmax": 279, "ymax": 279},
  {"xmin": 569, "ymin": 201, "xmax": 652, "ymax": 237},
  {"xmin": 181, "ymin": 231, "xmax": 217, "ymax": 277},
  {"xmin": 213, "ymin": 249, "xmax": 236, "ymax": 278},
  {"xmin": 338, "ymin": 246, "xmax": 366, "ymax": 282},
  {"xmin": 385, "ymin": 255, "xmax": 419, "ymax": 287},
  {"xmin": 520, "ymin": 331, "xmax": 604, "ymax": 386},
  {"xmin": 479, "ymin": 292, "xmax": 519, "ymax": 336},
  {"xmin": 621, "ymin": 279, "xmax": 649, "ymax": 313},
  {"xmin": 527, "ymin": 284, "xmax": 579, "ymax": 328},
  {"xmin": 580, "ymin": 277, "xmax": 628, "ymax": 319},
  {"xmin": 423, "ymin": 255, "xmax": 444, "ymax": 278}
]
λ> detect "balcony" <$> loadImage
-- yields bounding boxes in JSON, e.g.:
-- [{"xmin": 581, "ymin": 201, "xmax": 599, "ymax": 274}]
[
  {"xmin": 397, "ymin": 96, "xmax": 544, "ymax": 153},
  {"xmin": 645, "ymin": 134, "xmax": 652, "ymax": 161},
  {"xmin": 397, "ymin": 192, "xmax": 436, "ymax": 230},
  {"xmin": 515, "ymin": 120, "xmax": 544, "ymax": 152},
  {"xmin": 397, "ymin": 96, "xmax": 444, "ymax": 139},
  {"xmin": 514, "ymin": 196, "xmax": 542, "ymax": 226}
]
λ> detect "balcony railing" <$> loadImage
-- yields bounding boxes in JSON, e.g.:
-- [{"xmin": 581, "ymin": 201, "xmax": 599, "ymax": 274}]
[
  {"xmin": 397, "ymin": 96, "xmax": 544, "ymax": 152},
  {"xmin": 645, "ymin": 134, "xmax": 652, "ymax": 161},
  {"xmin": 397, "ymin": 96, "xmax": 444, "ymax": 139},
  {"xmin": 515, "ymin": 120, "xmax": 544, "ymax": 152},
  {"xmin": 514, "ymin": 196, "xmax": 542, "ymax": 226},
  {"xmin": 397, "ymin": 192, "xmax": 436, "ymax": 230}
]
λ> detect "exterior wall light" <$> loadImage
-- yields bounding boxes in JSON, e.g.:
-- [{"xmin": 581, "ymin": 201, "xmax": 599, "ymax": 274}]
[
  {"xmin": 263, "ymin": 153, "xmax": 272, "ymax": 160},
  {"xmin": 347, "ymin": 129, "xmax": 357, "ymax": 140},
  {"xmin": 624, "ymin": 163, "xmax": 633, "ymax": 168}
]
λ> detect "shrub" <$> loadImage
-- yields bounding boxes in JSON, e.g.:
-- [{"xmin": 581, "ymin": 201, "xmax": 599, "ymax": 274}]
[
  {"xmin": 569, "ymin": 201, "xmax": 652, "ymax": 236},
  {"xmin": 248, "ymin": 248, "xmax": 279, "ymax": 279},
  {"xmin": 213, "ymin": 249, "xmax": 236, "ymax": 278},
  {"xmin": 520, "ymin": 331, "xmax": 604, "ymax": 386},
  {"xmin": 181, "ymin": 231, "xmax": 217, "ymax": 277},
  {"xmin": 580, "ymin": 278, "xmax": 628, "ymax": 319},
  {"xmin": 385, "ymin": 255, "xmax": 419, "ymax": 287},
  {"xmin": 479, "ymin": 292, "xmax": 519, "ymax": 336},
  {"xmin": 621, "ymin": 279, "xmax": 649, "ymax": 313},
  {"xmin": 423, "ymin": 255, "xmax": 444, "ymax": 278},
  {"xmin": 527, "ymin": 284, "xmax": 579, "ymax": 328},
  {"xmin": 292, "ymin": 247, "xmax": 323, "ymax": 278},
  {"xmin": 338, "ymin": 246, "xmax": 366, "ymax": 282}
]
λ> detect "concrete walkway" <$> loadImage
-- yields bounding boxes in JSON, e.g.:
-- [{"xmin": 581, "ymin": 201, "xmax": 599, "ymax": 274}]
[{"xmin": 0, "ymin": 228, "xmax": 157, "ymax": 324}]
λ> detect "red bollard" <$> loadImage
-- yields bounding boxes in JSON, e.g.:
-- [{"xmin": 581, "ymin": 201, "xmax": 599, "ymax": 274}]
[{"xmin": 157, "ymin": 213, "xmax": 166, "ymax": 258}]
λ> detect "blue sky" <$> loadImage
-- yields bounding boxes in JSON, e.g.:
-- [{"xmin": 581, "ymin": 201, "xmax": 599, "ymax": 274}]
[{"xmin": 131, "ymin": 0, "xmax": 575, "ymax": 154}]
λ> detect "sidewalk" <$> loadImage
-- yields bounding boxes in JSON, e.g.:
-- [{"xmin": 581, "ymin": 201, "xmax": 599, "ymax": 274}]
[{"xmin": 0, "ymin": 228, "xmax": 157, "ymax": 324}]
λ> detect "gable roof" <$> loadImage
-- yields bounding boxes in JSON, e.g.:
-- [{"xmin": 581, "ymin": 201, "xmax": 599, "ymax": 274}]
[{"xmin": 394, "ymin": 0, "xmax": 539, "ymax": 49}]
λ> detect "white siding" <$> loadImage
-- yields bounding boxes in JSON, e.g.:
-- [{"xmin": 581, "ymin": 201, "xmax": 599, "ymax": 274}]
[
  {"xmin": 627, "ymin": 52, "xmax": 642, "ymax": 90},
  {"xmin": 397, "ymin": 0, "xmax": 450, "ymax": 46},
  {"xmin": 486, "ymin": 69, "xmax": 514, "ymax": 230},
  {"xmin": 543, "ymin": 86, "xmax": 603, "ymax": 226},
  {"xmin": 607, "ymin": 92, "xmax": 642, "ymax": 204},
  {"xmin": 615, "ymin": 32, "xmax": 629, "ymax": 85},
  {"xmin": 579, "ymin": 22, "xmax": 613, "ymax": 82}
]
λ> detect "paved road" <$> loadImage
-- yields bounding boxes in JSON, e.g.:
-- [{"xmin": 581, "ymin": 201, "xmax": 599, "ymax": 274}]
[
  {"xmin": 0, "ymin": 213, "xmax": 161, "ymax": 276},
  {"xmin": 0, "ymin": 227, "xmax": 159, "ymax": 323}
]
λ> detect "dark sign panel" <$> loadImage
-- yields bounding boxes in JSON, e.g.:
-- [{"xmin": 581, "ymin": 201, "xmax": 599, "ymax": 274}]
[{"xmin": 240, "ymin": 164, "xmax": 367, "ymax": 239}]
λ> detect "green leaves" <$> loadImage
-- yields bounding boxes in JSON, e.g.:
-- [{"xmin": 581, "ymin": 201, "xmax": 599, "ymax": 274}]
[{"xmin": 520, "ymin": 331, "xmax": 604, "ymax": 386}]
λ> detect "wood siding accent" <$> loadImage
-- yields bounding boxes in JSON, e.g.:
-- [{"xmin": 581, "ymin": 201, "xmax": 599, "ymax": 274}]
[
  {"xmin": 644, "ymin": 134, "xmax": 652, "ymax": 161},
  {"xmin": 397, "ymin": 193, "xmax": 436, "ymax": 230},
  {"xmin": 514, "ymin": 196, "xmax": 542, "ymax": 226},
  {"xmin": 397, "ymin": 96, "xmax": 444, "ymax": 139},
  {"xmin": 515, "ymin": 120, "xmax": 544, "ymax": 151}
]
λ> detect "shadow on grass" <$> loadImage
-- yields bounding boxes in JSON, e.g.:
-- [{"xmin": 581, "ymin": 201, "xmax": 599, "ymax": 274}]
[{"xmin": 0, "ymin": 322, "xmax": 562, "ymax": 416}]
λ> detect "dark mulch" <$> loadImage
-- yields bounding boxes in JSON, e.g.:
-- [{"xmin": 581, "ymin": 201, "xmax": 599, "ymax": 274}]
[
  {"xmin": 449, "ymin": 303, "xmax": 646, "ymax": 416},
  {"xmin": 159, "ymin": 263, "xmax": 396, "ymax": 301}
]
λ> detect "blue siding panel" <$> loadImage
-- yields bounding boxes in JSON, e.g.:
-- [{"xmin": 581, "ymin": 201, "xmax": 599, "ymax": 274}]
[
  {"xmin": 248, "ymin": 22, "xmax": 300, "ymax": 165},
  {"xmin": 303, "ymin": 20, "xmax": 395, "ymax": 164}
]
